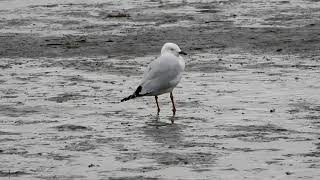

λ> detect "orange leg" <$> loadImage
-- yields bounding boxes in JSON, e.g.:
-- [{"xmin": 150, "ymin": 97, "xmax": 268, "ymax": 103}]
[
  {"xmin": 155, "ymin": 96, "xmax": 160, "ymax": 114},
  {"xmin": 170, "ymin": 92, "xmax": 176, "ymax": 116}
]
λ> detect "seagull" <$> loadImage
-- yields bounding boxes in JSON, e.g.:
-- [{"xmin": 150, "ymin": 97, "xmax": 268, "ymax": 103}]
[{"xmin": 121, "ymin": 42, "xmax": 186, "ymax": 116}]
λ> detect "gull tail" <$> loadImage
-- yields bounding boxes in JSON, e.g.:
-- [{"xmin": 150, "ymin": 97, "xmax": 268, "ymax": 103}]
[{"xmin": 121, "ymin": 86, "xmax": 142, "ymax": 102}]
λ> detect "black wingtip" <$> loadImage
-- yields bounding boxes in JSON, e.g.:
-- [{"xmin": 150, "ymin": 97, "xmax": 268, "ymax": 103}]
[
  {"xmin": 120, "ymin": 95, "xmax": 132, "ymax": 102},
  {"xmin": 120, "ymin": 95, "xmax": 131, "ymax": 102},
  {"xmin": 135, "ymin": 86, "xmax": 142, "ymax": 95},
  {"xmin": 120, "ymin": 86, "xmax": 142, "ymax": 102}
]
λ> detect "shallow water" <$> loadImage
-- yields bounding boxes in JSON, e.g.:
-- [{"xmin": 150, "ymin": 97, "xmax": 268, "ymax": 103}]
[{"xmin": 1, "ymin": 52, "xmax": 320, "ymax": 179}]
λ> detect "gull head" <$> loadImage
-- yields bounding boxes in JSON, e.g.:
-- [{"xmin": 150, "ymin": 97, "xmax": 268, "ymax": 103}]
[{"xmin": 161, "ymin": 42, "xmax": 187, "ymax": 56}]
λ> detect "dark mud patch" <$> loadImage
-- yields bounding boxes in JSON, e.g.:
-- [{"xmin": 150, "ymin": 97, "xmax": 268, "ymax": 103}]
[
  {"xmin": 63, "ymin": 140, "xmax": 97, "ymax": 151},
  {"xmin": 22, "ymin": 152, "xmax": 74, "ymax": 161},
  {"xmin": 101, "ymin": 111, "xmax": 139, "ymax": 119},
  {"xmin": 1, "ymin": 95, "xmax": 18, "ymax": 98},
  {"xmin": 304, "ymin": 115, "xmax": 320, "ymax": 120},
  {"xmin": 0, "ymin": 64, "xmax": 12, "ymax": 69},
  {"xmin": 66, "ymin": 75, "xmax": 95, "ymax": 83},
  {"xmin": 96, "ymin": 137, "xmax": 126, "ymax": 144},
  {"xmin": 117, "ymin": 151, "xmax": 217, "ymax": 167},
  {"xmin": 44, "ymin": 134, "xmax": 93, "ymax": 141},
  {"xmin": 4, "ymin": 18, "xmax": 32, "ymax": 27},
  {"xmin": 115, "ymin": 152, "xmax": 144, "ymax": 163},
  {"xmin": 224, "ymin": 147, "xmax": 280, "ymax": 152},
  {"xmin": 15, "ymin": 75, "xmax": 41, "ymax": 82},
  {"xmin": 0, "ymin": 147, "xmax": 28, "ymax": 155},
  {"xmin": 1, "ymin": 6, "xmax": 319, "ymax": 58},
  {"xmin": 218, "ymin": 167, "xmax": 238, "ymax": 172},
  {"xmin": 0, "ymin": 131, "xmax": 21, "ymax": 135},
  {"xmin": 217, "ymin": 124, "xmax": 297, "ymax": 142},
  {"xmin": 108, "ymin": 177, "xmax": 159, "ymax": 180},
  {"xmin": 37, "ymin": 175, "xmax": 87, "ymax": 180},
  {"xmin": 134, "ymin": 12, "xmax": 194, "ymax": 26},
  {"xmin": 224, "ymin": 134, "xmax": 290, "ymax": 142},
  {"xmin": 219, "ymin": 124, "xmax": 291, "ymax": 133},
  {"xmin": 0, "ymin": 88, "xmax": 21, "ymax": 95},
  {"xmin": 144, "ymin": 119, "xmax": 175, "ymax": 127},
  {"xmin": 119, "ymin": 166, "xmax": 161, "ymax": 173},
  {"xmin": 0, "ymin": 170, "xmax": 30, "ymax": 177},
  {"xmin": 181, "ymin": 141, "xmax": 221, "ymax": 148},
  {"xmin": 288, "ymin": 101, "xmax": 320, "ymax": 114},
  {"xmin": 300, "ymin": 151, "xmax": 320, "ymax": 157},
  {"xmin": 29, "ymin": 4, "xmax": 60, "ymax": 8},
  {"xmin": 299, "ymin": 142, "xmax": 320, "ymax": 157},
  {"xmin": 43, "ymin": 35, "xmax": 88, "ymax": 49},
  {"xmin": 154, "ymin": 152, "xmax": 217, "ymax": 166},
  {"xmin": 245, "ymin": 62, "xmax": 320, "ymax": 70},
  {"xmin": 265, "ymin": 159, "xmax": 285, "ymax": 165},
  {"xmin": 14, "ymin": 119, "xmax": 58, "ymax": 125},
  {"xmin": 288, "ymin": 101, "xmax": 320, "ymax": 128},
  {"xmin": 198, "ymin": 9, "xmax": 220, "ymax": 14},
  {"xmin": 47, "ymin": 93, "xmax": 87, "ymax": 103},
  {"xmin": 0, "ymin": 105, "xmax": 39, "ymax": 117},
  {"xmin": 53, "ymin": 124, "xmax": 92, "ymax": 131},
  {"xmin": 44, "ymin": 152, "xmax": 74, "ymax": 161},
  {"xmin": 0, "ymin": 138, "xmax": 15, "ymax": 142}
]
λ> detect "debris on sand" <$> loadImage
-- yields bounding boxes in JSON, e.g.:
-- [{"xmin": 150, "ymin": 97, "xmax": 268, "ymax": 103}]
[
  {"xmin": 285, "ymin": 171, "xmax": 294, "ymax": 175},
  {"xmin": 107, "ymin": 12, "xmax": 130, "ymax": 18},
  {"xmin": 53, "ymin": 124, "xmax": 92, "ymax": 131},
  {"xmin": 88, "ymin": 164, "xmax": 100, "ymax": 168},
  {"xmin": 0, "ymin": 170, "xmax": 29, "ymax": 177},
  {"xmin": 47, "ymin": 93, "xmax": 84, "ymax": 103}
]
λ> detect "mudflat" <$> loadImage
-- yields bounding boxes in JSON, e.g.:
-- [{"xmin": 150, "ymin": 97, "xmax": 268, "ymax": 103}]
[{"xmin": 0, "ymin": 0, "xmax": 320, "ymax": 179}]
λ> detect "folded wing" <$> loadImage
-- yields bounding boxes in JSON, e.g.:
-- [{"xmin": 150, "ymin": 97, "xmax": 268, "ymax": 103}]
[{"xmin": 139, "ymin": 54, "xmax": 183, "ymax": 95}]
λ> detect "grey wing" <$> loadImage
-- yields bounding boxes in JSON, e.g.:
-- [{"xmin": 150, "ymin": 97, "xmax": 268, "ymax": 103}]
[{"xmin": 139, "ymin": 55, "xmax": 182, "ymax": 95}]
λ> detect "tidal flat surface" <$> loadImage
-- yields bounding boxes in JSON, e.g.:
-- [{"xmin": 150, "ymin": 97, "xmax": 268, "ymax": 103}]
[{"xmin": 0, "ymin": 0, "xmax": 320, "ymax": 179}]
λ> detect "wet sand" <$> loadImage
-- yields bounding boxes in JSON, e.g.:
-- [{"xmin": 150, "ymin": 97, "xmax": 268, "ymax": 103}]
[{"xmin": 0, "ymin": 0, "xmax": 320, "ymax": 179}]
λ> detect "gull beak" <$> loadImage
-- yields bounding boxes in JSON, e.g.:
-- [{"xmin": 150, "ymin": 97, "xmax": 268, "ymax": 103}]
[{"xmin": 179, "ymin": 51, "xmax": 187, "ymax": 55}]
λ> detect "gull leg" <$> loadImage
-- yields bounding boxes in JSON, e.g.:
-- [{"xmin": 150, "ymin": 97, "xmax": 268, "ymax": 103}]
[
  {"xmin": 155, "ymin": 96, "xmax": 160, "ymax": 114},
  {"xmin": 170, "ymin": 92, "xmax": 176, "ymax": 116}
]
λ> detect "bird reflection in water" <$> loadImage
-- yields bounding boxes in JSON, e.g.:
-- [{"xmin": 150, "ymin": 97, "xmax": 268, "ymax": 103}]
[{"xmin": 143, "ymin": 115, "xmax": 183, "ymax": 148}]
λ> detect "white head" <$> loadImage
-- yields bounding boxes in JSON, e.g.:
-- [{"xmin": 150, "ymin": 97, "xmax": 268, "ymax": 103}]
[{"xmin": 161, "ymin": 42, "xmax": 187, "ymax": 56}]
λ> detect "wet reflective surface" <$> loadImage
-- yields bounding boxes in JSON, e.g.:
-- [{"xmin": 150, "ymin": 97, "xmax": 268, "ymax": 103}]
[{"xmin": 1, "ymin": 53, "xmax": 320, "ymax": 179}]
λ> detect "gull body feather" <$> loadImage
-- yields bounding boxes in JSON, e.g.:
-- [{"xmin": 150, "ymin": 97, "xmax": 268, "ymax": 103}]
[
  {"xmin": 120, "ymin": 42, "xmax": 186, "ymax": 113},
  {"xmin": 139, "ymin": 52, "xmax": 185, "ymax": 96}
]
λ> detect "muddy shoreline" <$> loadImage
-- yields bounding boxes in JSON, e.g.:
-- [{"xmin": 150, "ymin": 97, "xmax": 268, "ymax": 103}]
[
  {"xmin": 1, "ymin": 19, "xmax": 319, "ymax": 58},
  {"xmin": 1, "ymin": 1, "xmax": 319, "ymax": 58}
]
